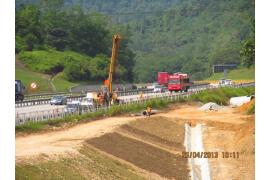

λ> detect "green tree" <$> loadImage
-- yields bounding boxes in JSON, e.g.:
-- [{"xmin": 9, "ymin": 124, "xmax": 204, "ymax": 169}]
[
  {"xmin": 89, "ymin": 55, "xmax": 109, "ymax": 80},
  {"xmin": 15, "ymin": 35, "xmax": 27, "ymax": 53},
  {"xmin": 16, "ymin": 4, "xmax": 43, "ymax": 51},
  {"xmin": 240, "ymin": 39, "xmax": 255, "ymax": 68},
  {"xmin": 68, "ymin": 11, "xmax": 110, "ymax": 56},
  {"xmin": 64, "ymin": 61, "xmax": 91, "ymax": 81}
]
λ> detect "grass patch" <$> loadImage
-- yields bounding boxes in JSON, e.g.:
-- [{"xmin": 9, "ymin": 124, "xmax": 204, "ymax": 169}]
[
  {"xmin": 52, "ymin": 72, "xmax": 77, "ymax": 92},
  {"xmin": 247, "ymin": 103, "xmax": 255, "ymax": 114},
  {"xmin": 16, "ymin": 87, "xmax": 254, "ymax": 133},
  {"xmin": 15, "ymin": 66, "xmax": 52, "ymax": 94},
  {"xmin": 16, "ymin": 145, "xmax": 144, "ymax": 180},
  {"xmin": 246, "ymin": 99, "xmax": 255, "ymax": 114},
  {"xmin": 19, "ymin": 50, "xmax": 89, "ymax": 74},
  {"xmin": 207, "ymin": 68, "xmax": 255, "ymax": 81},
  {"xmin": 190, "ymin": 86, "xmax": 255, "ymax": 105}
]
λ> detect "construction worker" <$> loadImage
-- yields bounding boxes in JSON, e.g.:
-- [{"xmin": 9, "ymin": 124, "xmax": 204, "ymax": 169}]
[
  {"xmin": 139, "ymin": 91, "xmax": 144, "ymax": 100},
  {"xmin": 146, "ymin": 106, "xmax": 152, "ymax": 117},
  {"xmin": 104, "ymin": 92, "xmax": 110, "ymax": 106}
]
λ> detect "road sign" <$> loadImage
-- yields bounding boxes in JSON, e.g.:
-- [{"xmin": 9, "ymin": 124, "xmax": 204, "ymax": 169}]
[{"xmin": 30, "ymin": 82, "xmax": 37, "ymax": 89}]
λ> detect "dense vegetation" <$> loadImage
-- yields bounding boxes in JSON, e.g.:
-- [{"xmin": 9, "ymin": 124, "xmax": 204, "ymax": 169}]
[
  {"xmin": 16, "ymin": 0, "xmax": 255, "ymax": 82},
  {"xmin": 16, "ymin": 0, "xmax": 135, "ymax": 82}
]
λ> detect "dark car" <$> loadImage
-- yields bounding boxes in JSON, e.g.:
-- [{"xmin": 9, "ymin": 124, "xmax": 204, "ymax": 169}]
[
  {"xmin": 64, "ymin": 101, "xmax": 80, "ymax": 114},
  {"xmin": 50, "ymin": 95, "xmax": 67, "ymax": 105}
]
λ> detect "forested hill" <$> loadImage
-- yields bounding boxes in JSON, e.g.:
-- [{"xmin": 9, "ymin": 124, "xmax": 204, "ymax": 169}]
[{"xmin": 16, "ymin": 0, "xmax": 255, "ymax": 82}]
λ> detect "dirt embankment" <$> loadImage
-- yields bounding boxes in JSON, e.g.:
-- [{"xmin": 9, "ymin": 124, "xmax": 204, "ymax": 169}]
[
  {"xmin": 16, "ymin": 116, "xmax": 137, "ymax": 161},
  {"xmin": 16, "ymin": 103, "xmax": 254, "ymax": 179}
]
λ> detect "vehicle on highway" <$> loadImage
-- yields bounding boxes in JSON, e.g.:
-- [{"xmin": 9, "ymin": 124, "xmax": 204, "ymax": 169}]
[
  {"xmin": 218, "ymin": 79, "xmax": 233, "ymax": 87},
  {"xmin": 64, "ymin": 101, "xmax": 81, "ymax": 114},
  {"xmin": 168, "ymin": 73, "xmax": 191, "ymax": 92},
  {"xmin": 50, "ymin": 95, "xmax": 67, "ymax": 105},
  {"xmin": 157, "ymin": 72, "xmax": 169, "ymax": 86},
  {"xmin": 15, "ymin": 80, "xmax": 25, "ymax": 102},
  {"xmin": 81, "ymin": 95, "xmax": 96, "ymax": 109},
  {"xmin": 153, "ymin": 85, "xmax": 164, "ymax": 93}
]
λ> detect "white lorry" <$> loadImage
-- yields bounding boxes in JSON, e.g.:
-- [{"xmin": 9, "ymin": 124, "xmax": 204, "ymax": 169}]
[{"xmin": 80, "ymin": 92, "xmax": 97, "ymax": 109}]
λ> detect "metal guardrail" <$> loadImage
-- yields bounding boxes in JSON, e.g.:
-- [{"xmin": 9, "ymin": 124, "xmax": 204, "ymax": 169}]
[
  {"xmin": 15, "ymin": 82, "xmax": 254, "ymax": 107},
  {"xmin": 16, "ymin": 88, "xmax": 155, "ymax": 107},
  {"xmin": 15, "ymin": 92, "xmax": 188, "ymax": 125},
  {"xmin": 15, "ymin": 96, "xmax": 85, "ymax": 108},
  {"xmin": 23, "ymin": 92, "xmax": 83, "ymax": 100},
  {"xmin": 16, "ymin": 83, "xmax": 209, "ymax": 107},
  {"xmin": 15, "ymin": 82, "xmax": 255, "ymax": 125},
  {"xmin": 20, "ymin": 83, "xmax": 210, "ymax": 101}
]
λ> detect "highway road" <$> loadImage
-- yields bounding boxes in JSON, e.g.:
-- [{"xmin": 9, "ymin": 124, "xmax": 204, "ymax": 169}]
[
  {"xmin": 15, "ymin": 82, "xmax": 215, "ymax": 119},
  {"xmin": 15, "ymin": 91, "xmax": 171, "ymax": 115},
  {"xmin": 15, "ymin": 91, "xmax": 175, "ymax": 125},
  {"xmin": 15, "ymin": 82, "xmax": 254, "ymax": 125}
]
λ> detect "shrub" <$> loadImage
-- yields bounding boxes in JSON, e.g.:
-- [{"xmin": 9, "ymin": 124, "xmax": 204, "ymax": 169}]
[{"xmin": 18, "ymin": 50, "xmax": 92, "ymax": 74}]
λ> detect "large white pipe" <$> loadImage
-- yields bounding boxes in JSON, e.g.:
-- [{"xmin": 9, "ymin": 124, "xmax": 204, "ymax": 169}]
[{"xmin": 229, "ymin": 96, "xmax": 254, "ymax": 107}]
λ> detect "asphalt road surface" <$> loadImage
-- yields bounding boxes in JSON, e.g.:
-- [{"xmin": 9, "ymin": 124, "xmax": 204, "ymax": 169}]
[{"xmin": 15, "ymin": 92, "xmax": 171, "ymax": 115}]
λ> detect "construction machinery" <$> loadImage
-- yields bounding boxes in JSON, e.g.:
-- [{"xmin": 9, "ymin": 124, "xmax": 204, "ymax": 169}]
[
  {"xmin": 80, "ymin": 92, "xmax": 100, "ymax": 110},
  {"xmin": 82, "ymin": 35, "xmax": 121, "ymax": 107},
  {"xmin": 102, "ymin": 34, "xmax": 121, "ymax": 105}
]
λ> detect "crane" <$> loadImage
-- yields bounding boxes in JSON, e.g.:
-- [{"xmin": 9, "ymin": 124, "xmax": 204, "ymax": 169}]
[
  {"xmin": 100, "ymin": 34, "xmax": 121, "ymax": 105},
  {"xmin": 108, "ymin": 34, "xmax": 121, "ymax": 94},
  {"xmin": 82, "ymin": 35, "xmax": 121, "ymax": 108}
]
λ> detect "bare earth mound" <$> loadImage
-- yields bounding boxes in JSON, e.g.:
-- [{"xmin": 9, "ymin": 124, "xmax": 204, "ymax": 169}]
[
  {"xmin": 87, "ymin": 132, "xmax": 189, "ymax": 179},
  {"xmin": 16, "ymin": 103, "xmax": 254, "ymax": 179}
]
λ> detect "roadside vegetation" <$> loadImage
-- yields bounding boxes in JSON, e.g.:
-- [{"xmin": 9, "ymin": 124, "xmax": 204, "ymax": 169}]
[
  {"xmin": 16, "ymin": 86, "xmax": 255, "ymax": 133},
  {"xmin": 16, "ymin": 59, "xmax": 77, "ymax": 93},
  {"xmin": 52, "ymin": 72, "xmax": 77, "ymax": 92},
  {"xmin": 190, "ymin": 86, "xmax": 255, "ymax": 105},
  {"xmin": 16, "ymin": 2, "xmax": 135, "ymax": 83},
  {"xmin": 247, "ymin": 102, "xmax": 255, "ymax": 114},
  {"xmin": 238, "ymin": 98, "xmax": 255, "ymax": 115},
  {"xmin": 206, "ymin": 67, "xmax": 255, "ymax": 81},
  {"xmin": 15, "ymin": 64, "xmax": 52, "ymax": 94}
]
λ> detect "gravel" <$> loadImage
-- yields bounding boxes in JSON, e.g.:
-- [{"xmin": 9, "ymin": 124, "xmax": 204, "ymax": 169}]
[{"xmin": 199, "ymin": 102, "xmax": 222, "ymax": 111}]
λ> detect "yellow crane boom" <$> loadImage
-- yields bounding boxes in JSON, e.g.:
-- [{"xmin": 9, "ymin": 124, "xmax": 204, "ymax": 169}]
[{"xmin": 108, "ymin": 34, "xmax": 121, "ymax": 93}]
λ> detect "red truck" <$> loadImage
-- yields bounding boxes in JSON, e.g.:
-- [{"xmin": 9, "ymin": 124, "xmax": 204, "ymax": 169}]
[
  {"xmin": 168, "ymin": 73, "xmax": 191, "ymax": 92},
  {"xmin": 157, "ymin": 72, "xmax": 169, "ymax": 85}
]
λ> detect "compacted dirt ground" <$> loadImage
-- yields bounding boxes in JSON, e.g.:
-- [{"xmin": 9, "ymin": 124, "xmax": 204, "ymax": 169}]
[{"xmin": 16, "ymin": 103, "xmax": 254, "ymax": 179}]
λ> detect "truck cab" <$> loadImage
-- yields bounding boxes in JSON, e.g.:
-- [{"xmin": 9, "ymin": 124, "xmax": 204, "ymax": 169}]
[
  {"xmin": 168, "ymin": 73, "xmax": 191, "ymax": 92},
  {"xmin": 15, "ymin": 80, "xmax": 25, "ymax": 101}
]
